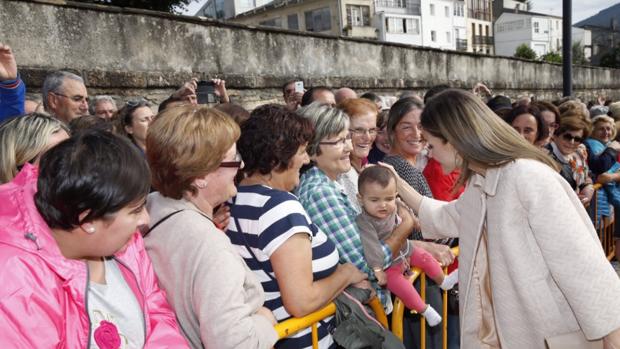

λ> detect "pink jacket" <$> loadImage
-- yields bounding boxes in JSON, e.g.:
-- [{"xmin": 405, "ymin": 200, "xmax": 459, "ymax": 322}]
[{"xmin": 0, "ymin": 165, "xmax": 190, "ymax": 349}]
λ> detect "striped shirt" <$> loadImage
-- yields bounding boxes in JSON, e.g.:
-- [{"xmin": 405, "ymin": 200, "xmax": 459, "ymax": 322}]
[
  {"xmin": 228, "ymin": 184, "xmax": 339, "ymax": 349},
  {"xmin": 297, "ymin": 166, "xmax": 393, "ymax": 309}
]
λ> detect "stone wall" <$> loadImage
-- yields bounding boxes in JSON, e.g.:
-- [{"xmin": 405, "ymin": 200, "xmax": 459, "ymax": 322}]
[{"xmin": 2, "ymin": 0, "xmax": 620, "ymax": 110}]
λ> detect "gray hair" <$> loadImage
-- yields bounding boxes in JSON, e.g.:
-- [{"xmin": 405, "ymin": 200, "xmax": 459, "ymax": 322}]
[
  {"xmin": 42, "ymin": 71, "xmax": 84, "ymax": 111},
  {"xmin": 90, "ymin": 95, "xmax": 117, "ymax": 115},
  {"xmin": 296, "ymin": 102, "xmax": 349, "ymax": 156}
]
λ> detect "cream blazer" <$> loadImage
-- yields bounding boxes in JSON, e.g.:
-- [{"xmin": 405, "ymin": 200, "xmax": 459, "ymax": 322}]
[{"xmin": 419, "ymin": 159, "xmax": 620, "ymax": 349}]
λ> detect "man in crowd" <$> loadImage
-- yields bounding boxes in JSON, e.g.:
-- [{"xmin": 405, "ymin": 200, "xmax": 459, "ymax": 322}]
[
  {"xmin": 282, "ymin": 80, "xmax": 303, "ymax": 111},
  {"xmin": 300, "ymin": 86, "xmax": 336, "ymax": 107},
  {"xmin": 42, "ymin": 70, "xmax": 89, "ymax": 123},
  {"xmin": 335, "ymin": 87, "xmax": 357, "ymax": 104},
  {"xmin": 91, "ymin": 95, "xmax": 117, "ymax": 119}
]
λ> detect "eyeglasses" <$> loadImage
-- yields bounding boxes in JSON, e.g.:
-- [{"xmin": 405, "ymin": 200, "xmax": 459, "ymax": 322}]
[
  {"xmin": 319, "ymin": 133, "xmax": 352, "ymax": 147},
  {"xmin": 561, "ymin": 133, "xmax": 584, "ymax": 143},
  {"xmin": 220, "ymin": 153, "xmax": 244, "ymax": 168},
  {"xmin": 349, "ymin": 128, "xmax": 378, "ymax": 136},
  {"xmin": 52, "ymin": 92, "xmax": 88, "ymax": 104}
]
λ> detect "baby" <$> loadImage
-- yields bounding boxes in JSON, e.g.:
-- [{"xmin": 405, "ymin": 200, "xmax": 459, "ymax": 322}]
[{"xmin": 356, "ymin": 166, "xmax": 458, "ymax": 327}]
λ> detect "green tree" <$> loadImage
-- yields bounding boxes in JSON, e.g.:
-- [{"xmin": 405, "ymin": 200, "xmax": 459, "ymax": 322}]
[
  {"xmin": 541, "ymin": 51, "xmax": 562, "ymax": 64},
  {"xmin": 514, "ymin": 43, "xmax": 537, "ymax": 60},
  {"xmin": 572, "ymin": 42, "xmax": 587, "ymax": 65},
  {"xmin": 600, "ymin": 47, "xmax": 620, "ymax": 69},
  {"xmin": 86, "ymin": 0, "xmax": 198, "ymax": 14}
]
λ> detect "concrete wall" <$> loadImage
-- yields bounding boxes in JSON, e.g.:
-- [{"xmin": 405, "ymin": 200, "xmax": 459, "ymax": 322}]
[{"xmin": 2, "ymin": 0, "xmax": 620, "ymax": 111}]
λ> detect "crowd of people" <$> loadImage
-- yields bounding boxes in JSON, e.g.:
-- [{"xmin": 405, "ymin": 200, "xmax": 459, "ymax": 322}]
[{"xmin": 1, "ymin": 40, "xmax": 620, "ymax": 349}]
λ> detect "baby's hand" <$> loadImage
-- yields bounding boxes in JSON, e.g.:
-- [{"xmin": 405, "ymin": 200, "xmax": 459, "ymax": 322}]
[{"xmin": 374, "ymin": 269, "xmax": 387, "ymax": 286}]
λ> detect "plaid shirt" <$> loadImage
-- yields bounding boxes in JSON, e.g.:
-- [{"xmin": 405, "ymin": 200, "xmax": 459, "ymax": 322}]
[{"xmin": 297, "ymin": 166, "xmax": 393, "ymax": 307}]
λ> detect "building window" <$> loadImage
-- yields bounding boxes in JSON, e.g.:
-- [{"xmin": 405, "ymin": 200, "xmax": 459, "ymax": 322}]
[
  {"xmin": 453, "ymin": 3, "xmax": 464, "ymax": 16},
  {"xmin": 259, "ymin": 17, "xmax": 282, "ymax": 28},
  {"xmin": 346, "ymin": 5, "xmax": 371, "ymax": 27},
  {"xmin": 445, "ymin": 6, "xmax": 450, "ymax": 17},
  {"xmin": 485, "ymin": 25, "xmax": 489, "ymax": 36},
  {"xmin": 431, "ymin": 30, "xmax": 436, "ymax": 42},
  {"xmin": 446, "ymin": 31, "xmax": 451, "ymax": 42},
  {"xmin": 287, "ymin": 14, "xmax": 299, "ymax": 30},
  {"xmin": 534, "ymin": 21, "xmax": 539, "ymax": 33},
  {"xmin": 305, "ymin": 7, "xmax": 332, "ymax": 32},
  {"xmin": 430, "ymin": 4, "xmax": 435, "ymax": 15},
  {"xmin": 387, "ymin": 17, "xmax": 404, "ymax": 33},
  {"xmin": 405, "ymin": 18, "xmax": 420, "ymax": 34}
]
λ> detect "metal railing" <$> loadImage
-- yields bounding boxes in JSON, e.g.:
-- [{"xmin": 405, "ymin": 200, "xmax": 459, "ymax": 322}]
[
  {"xmin": 456, "ymin": 39, "xmax": 468, "ymax": 51},
  {"xmin": 473, "ymin": 35, "xmax": 493, "ymax": 45},
  {"xmin": 467, "ymin": 9, "xmax": 491, "ymax": 21},
  {"xmin": 590, "ymin": 183, "xmax": 616, "ymax": 260},
  {"xmin": 274, "ymin": 296, "xmax": 388, "ymax": 349},
  {"xmin": 375, "ymin": 0, "xmax": 421, "ymax": 15}
]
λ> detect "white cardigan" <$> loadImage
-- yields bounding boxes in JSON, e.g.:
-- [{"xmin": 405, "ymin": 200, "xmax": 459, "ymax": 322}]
[{"xmin": 419, "ymin": 159, "xmax": 620, "ymax": 349}]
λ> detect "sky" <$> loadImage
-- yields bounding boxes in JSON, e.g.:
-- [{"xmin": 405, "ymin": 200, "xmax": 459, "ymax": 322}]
[{"xmin": 183, "ymin": 1, "xmax": 617, "ymax": 24}]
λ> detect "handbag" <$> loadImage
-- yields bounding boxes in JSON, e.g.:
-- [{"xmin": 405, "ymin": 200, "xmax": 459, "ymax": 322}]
[{"xmin": 545, "ymin": 330, "xmax": 603, "ymax": 349}]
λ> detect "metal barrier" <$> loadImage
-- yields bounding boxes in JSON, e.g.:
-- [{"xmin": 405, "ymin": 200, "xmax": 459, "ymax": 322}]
[
  {"xmin": 591, "ymin": 183, "xmax": 616, "ymax": 261},
  {"xmin": 274, "ymin": 296, "xmax": 388, "ymax": 349},
  {"xmin": 391, "ymin": 247, "xmax": 460, "ymax": 349}
]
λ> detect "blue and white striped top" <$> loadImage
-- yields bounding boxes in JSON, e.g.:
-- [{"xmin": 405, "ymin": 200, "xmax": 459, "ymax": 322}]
[{"xmin": 228, "ymin": 185, "xmax": 339, "ymax": 349}]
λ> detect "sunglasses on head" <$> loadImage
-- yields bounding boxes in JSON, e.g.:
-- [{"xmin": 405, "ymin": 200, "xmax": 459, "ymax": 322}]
[{"xmin": 561, "ymin": 133, "xmax": 584, "ymax": 143}]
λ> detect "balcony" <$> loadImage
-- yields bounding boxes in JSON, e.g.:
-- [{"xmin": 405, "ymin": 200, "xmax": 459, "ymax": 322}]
[
  {"xmin": 344, "ymin": 26, "xmax": 378, "ymax": 39},
  {"xmin": 468, "ymin": 9, "xmax": 491, "ymax": 21},
  {"xmin": 374, "ymin": 0, "xmax": 421, "ymax": 15},
  {"xmin": 473, "ymin": 35, "xmax": 493, "ymax": 45},
  {"xmin": 456, "ymin": 38, "xmax": 468, "ymax": 51}
]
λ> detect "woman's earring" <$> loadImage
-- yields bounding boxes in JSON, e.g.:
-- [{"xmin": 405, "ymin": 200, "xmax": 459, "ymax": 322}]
[
  {"xmin": 197, "ymin": 181, "xmax": 208, "ymax": 189},
  {"xmin": 86, "ymin": 226, "xmax": 96, "ymax": 234}
]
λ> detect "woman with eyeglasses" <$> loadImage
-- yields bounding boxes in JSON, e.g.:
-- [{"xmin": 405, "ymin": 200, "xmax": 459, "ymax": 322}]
[
  {"xmin": 336, "ymin": 98, "xmax": 380, "ymax": 212},
  {"xmin": 117, "ymin": 99, "xmax": 155, "ymax": 153},
  {"xmin": 143, "ymin": 105, "xmax": 278, "ymax": 349},
  {"xmin": 544, "ymin": 116, "xmax": 594, "ymax": 206},
  {"xmin": 296, "ymin": 102, "xmax": 414, "ymax": 318},
  {"xmin": 228, "ymin": 104, "xmax": 367, "ymax": 349}
]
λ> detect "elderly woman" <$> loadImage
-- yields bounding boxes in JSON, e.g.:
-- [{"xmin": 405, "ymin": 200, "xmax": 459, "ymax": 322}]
[
  {"xmin": 295, "ymin": 102, "xmax": 415, "ymax": 312},
  {"xmin": 0, "ymin": 112, "xmax": 69, "ymax": 183},
  {"xmin": 228, "ymin": 104, "xmax": 366, "ymax": 349},
  {"xmin": 337, "ymin": 98, "xmax": 380, "ymax": 212},
  {"xmin": 117, "ymin": 99, "xmax": 155, "ymax": 152},
  {"xmin": 144, "ymin": 106, "xmax": 278, "ymax": 349},
  {"xmin": 0, "ymin": 130, "xmax": 189, "ymax": 347},
  {"xmin": 545, "ymin": 116, "xmax": 594, "ymax": 206},
  {"xmin": 584, "ymin": 115, "xmax": 620, "ymax": 258},
  {"xmin": 505, "ymin": 104, "xmax": 548, "ymax": 146},
  {"xmin": 396, "ymin": 89, "xmax": 620, "ymax": 349}
]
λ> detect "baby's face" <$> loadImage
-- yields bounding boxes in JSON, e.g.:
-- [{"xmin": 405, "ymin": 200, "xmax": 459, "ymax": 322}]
[{"xmin": 359, "ymin": 179, "xmax": 397, "ymax": 220}]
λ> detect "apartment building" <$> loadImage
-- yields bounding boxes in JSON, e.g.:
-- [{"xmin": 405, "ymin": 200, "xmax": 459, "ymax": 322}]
[
  {"xmin": 466, "ymin": 0, "xmax": 493, "ymax": 54},
  {"xmin": 230, "ymin": 0, "xmax": 378, "ymax": 40},
  {"xmin": 494, "ymin": 10, "xmax": 562, "ymax": 57},
  {"xmin": 196, "ymin": 0, "xmax": 274, "ymax": 19},
  {"xmin": 374, "ymin": 0, "xmax": 423, "ymax": 46}
]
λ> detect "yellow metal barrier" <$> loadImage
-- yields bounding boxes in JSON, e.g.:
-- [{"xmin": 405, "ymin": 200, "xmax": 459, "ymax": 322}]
[
  {"xmin": 274, "ymin": 296, "xmax": 388, "ymax": 349},
  {"xmin": 591, "ymin": 184, "xmax": 616, "ymax": 261},
  {"xmin": 391, "ymin": 246, "xmax": 460, "ymax": 349}
]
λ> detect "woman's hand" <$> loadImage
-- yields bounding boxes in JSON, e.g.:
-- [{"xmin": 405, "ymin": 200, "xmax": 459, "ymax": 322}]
[
  {"xmin": 415, "ymin": 241, "xmax": 455, "ymax": 267},
  {"xmin": 339, "ymin": 263, "xmax": 368, "ymax": 285},
  {"xmin": 255, "ymin": 306, "xmax": 277, "ymax": 325},
  {"xmin": 578, "ymin": 185, "xmax": 594, "ymax": 207},
  {"xmin": 213, "ymin": 204, "xmax": 230, "ymax": 230},
  {"xmin": 212, "ymin": 79, "xmax": 230, "ymax": 103},
  {"xmin": 597, "ymin": 172, "xmax": 619, "ymax": 185}
]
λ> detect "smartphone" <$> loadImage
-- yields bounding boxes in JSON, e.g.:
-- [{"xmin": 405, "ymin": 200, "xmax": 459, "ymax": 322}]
[
  {"xmin": 294, "ymin": 81, "xmax": 304, "ymax": 94},
  {"xmin": 196, "ymin": 80, "xmax": 217, "ymax": 104}
]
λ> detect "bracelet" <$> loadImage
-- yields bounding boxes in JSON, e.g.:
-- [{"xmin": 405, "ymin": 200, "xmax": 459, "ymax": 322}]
[{"xmin": 372, "ymin": 267, "xmax": 383, "ymax": 273}]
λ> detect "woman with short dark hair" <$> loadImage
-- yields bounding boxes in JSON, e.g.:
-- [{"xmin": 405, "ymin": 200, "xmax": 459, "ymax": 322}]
[
  {"xmin": 0, "ymin": 130, "xmax": 189, "ymax": 348},
  {"xmin": 117, "ymin": 99, "xmax": 154, "ymax": 152},
  {"xmin": 229, "ymin": 104, "xmax": 366, "ymax": 349},
  {"xmin": 506, "ymin": 104, "xmax": 548, "ymax": 145}
]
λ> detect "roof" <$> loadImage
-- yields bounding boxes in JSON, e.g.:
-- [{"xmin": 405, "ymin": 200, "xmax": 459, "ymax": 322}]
[
  {"xmin": 574, "ymin": 2, "xmax": 620, "ymax": 31},
  {"xmin": 498, "ymin": 8, "xmax": 563, "ymax": 20}
]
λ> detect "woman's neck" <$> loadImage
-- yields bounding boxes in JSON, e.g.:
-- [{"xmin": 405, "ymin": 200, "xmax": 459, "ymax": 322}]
[
  {"xmin": 184, "ymin": 191, "xmax": 214, "ymax": 218},
  {"xmin": 241, "ymin": 172, "xmax": 286, "ymax": 191},
  {"xmin": 350, "ymin": 156, "xmax": 364, "ymax": 173},
  {"xmin": 390, "ymin": 146, "xmax": 417, "ymax": 166}
]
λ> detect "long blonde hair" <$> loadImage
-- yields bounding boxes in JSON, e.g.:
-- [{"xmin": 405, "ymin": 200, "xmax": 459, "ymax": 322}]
[
  {"xmin": 421, "ymin": 89, "xmax": 558, "ymax": 188},
  {"xmin": 0, "ymin": 113, "xmax": 69, "ymax": 184}
]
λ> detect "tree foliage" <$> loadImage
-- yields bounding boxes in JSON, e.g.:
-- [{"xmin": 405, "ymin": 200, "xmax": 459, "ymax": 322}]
[
  {"xmin": 541, "ymin": 51, "xmax": 562, "ymax": 64},
  {"xmin": 514, "ymin": 43, "xmax": 537, "ymax": 60},
  {"xmin": 86, "ymin": 0, "xmax": 198, "ymax": 14},
  {"xmin": 600, "ymin": 46, "xmax": 620, "ymax": 69},
  {"xmin": 572, "ymin": 42, "xmax": 587, "ymax": 65}
]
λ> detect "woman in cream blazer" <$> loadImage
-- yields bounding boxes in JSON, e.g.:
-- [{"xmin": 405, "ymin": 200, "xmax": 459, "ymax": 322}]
[{"xmin": 389, "ymin": 89, "xmax": 620, "ymax": 349}]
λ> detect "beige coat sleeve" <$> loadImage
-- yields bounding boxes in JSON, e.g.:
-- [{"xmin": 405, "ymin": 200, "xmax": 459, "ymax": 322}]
[
  {"xmin": 191, "ymin": 229, "xmax": 278, "ymax": 349},
  {"xmin": 418, "ymin": 196, "xmax": 461, "ymax": 239},
  {"xmin": 516, "ymin": 165, "xmax": 620, "ymax": 340}
]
